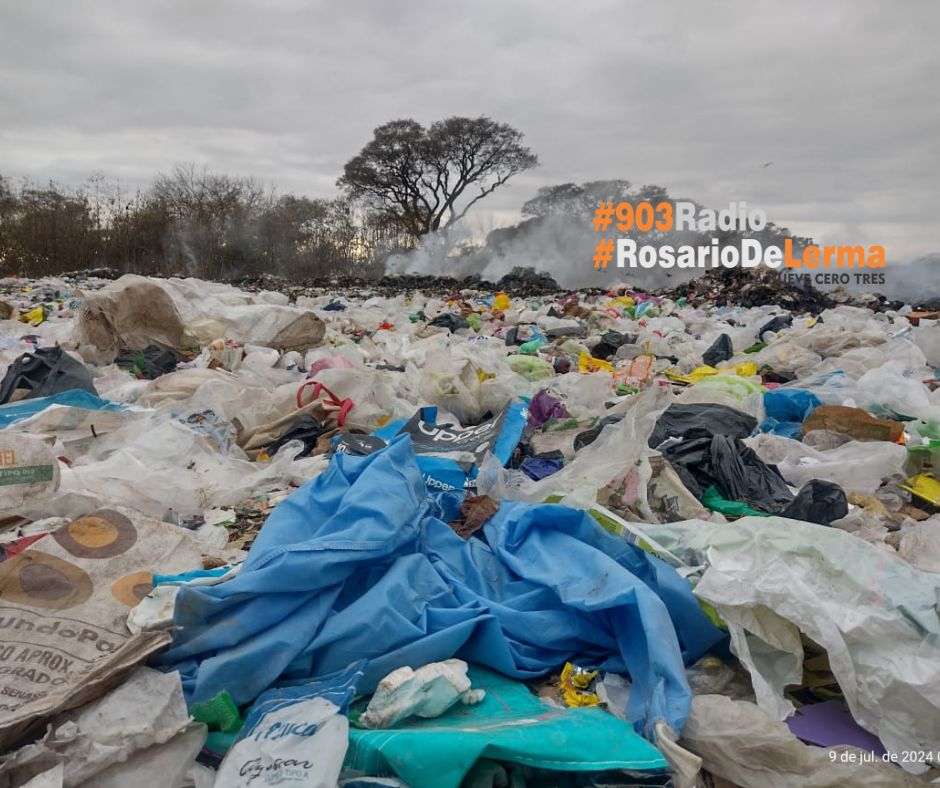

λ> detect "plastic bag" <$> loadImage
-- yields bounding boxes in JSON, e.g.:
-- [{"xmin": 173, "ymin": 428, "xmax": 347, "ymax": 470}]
[
  {"xmin": 478, "ymin": 386, "xmax": 670, "ymax": 508},
  {"xmin": 641, "ymin": 516, "xmax": 940, "ymax": 772},
  {"xmin": 0, "ymin": 347, "xmax": 96, "ymax": 404},
  {"xmin": 675, "ymin": 375, "xmax": 765, "ymax": 421},
  {"xmin": 748, "ymin": 433, "xmax": 906, "ymax": 494},
  {"xmin": 212, "ymin": 663, "xmax": 363, "ymax": 788},
  {"xmin": 681, "ymin": 694, "xmax": 923, "ymax": 788}
]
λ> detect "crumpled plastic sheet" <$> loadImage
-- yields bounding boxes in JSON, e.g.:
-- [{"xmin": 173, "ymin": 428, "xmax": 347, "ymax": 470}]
[
  {"xmin": 54, "ymin": 414, "xmax": 326, "ymax": 517},
  {"xmin": 747, "ymin": 432, "xmax": 907, "ymax": 494},
  {"xmin": 639, "ymin": 515, "xmax": 940, "ymax": 773}
]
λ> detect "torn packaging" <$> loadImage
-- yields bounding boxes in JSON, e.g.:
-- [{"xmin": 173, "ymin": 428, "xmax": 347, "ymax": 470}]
[{"xmin": 154, "ymin": 436, "xmax": 725, "ymax": 737}]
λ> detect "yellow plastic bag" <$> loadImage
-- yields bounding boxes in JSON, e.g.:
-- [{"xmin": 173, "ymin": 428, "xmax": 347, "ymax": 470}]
[
  {"xmin": 493, "ymin": 292, "xmax": 511, "ymax": 311},
  {"xmin": 19, "ymin": 306, "xmax": 45, "ymax": 326},
  {"xmin": 578, "ymin": 353, "xmax": 614, "ymax": 374},
  {"xmin": 606, "ymin": 295, "xmax": 635, "ymax": 310},
  {"xmin": 664, "ymin": 365, "xmax": 718, "ymax": 385},
  {"xmin": 732, "ymin": 361, "xmax": 758, "ymax": 377}
]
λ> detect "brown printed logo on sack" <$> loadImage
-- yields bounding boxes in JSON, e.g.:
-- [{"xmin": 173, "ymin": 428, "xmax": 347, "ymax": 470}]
[
  {"xmin": 0, "ymin": 451, "xmax": 15, "ymax": 467},
  {"xmin": 0, "ymin": 508, "xmax": 202, "ymax": 749}
]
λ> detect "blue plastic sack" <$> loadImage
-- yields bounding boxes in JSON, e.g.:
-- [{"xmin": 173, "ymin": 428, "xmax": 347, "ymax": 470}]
[
  {"xmin": 760, "ymin": 388, "xmax": 821, "ymax": 438},
  {"xmin": 369, "ymin": 401, "xmax": 527, "ymax": 491},
  {"xmin": 764, "ymin": 389, "xmax": 821, "ymax": 422},
  {"xmin": 155, "ymin": 436, "xmax": 725, "ymax": 738}
]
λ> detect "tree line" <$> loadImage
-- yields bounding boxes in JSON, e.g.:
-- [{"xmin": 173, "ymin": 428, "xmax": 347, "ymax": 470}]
[{"xmin": 0, "ymin": 116, "xmax": 538, "ymax": 280}]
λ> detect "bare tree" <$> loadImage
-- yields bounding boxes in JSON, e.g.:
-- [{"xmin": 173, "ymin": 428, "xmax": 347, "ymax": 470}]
[{"xmin": 339, "ymin": 116, "xmax": 538, "ymax": 241}]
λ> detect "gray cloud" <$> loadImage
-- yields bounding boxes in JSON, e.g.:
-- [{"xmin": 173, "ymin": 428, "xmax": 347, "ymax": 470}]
[{"xmin": 1, "ymin": 0, "xmax": 937, "ymax": 263}]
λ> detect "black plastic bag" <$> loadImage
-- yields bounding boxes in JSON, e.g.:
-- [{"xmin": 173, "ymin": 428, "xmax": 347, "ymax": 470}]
[
  {"xmin": 115, "ymin": 345, "xmax": 180, "ymax": 380},
  {"xmin": 267, "ymin": 414, "xmax": 330, "ymax": 459},
  {"xmin": 574, "ymin": 414, "xmax": 624, "ymax": 450},
  {"xmin": 781, "ymin": 479, "xmax": 848, "ymax": 525},
  {"xmin": 758, "ymin": 314, "xmax": 793, "ymax": 338},
  {"xmin": 592, "ymin": 331, "xmax": 638, "ymax": 361},
  {"xmin": 702, "ymin": 333, "xmax": 734, "ymax": 366},
  {"xmin": 661, "ymin": 434, "xmax": 795, "ymax": 513},
  {"xmin": 649, "ymin": 403, "xmax": 757, "ymax": 449},
  {"xmin": 0, "ymin": 347, "xmax": 96, "ymax": 405},
  {"xmin": 429, "ymin": 313, "xmax": 469, "ymax": 332}
]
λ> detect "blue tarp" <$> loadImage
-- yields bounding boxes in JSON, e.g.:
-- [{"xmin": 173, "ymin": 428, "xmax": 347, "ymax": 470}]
[
  {"xmin": 155, "ymin": 436, "xmax": 725, "ymax": 737},
  {"xmin": 0, "ymin": 388, "xmax": 124, "ymax": 429}
]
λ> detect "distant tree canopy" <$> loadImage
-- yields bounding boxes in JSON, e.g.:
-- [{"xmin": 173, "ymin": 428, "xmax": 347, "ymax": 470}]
[{"xmin": 339, "ymin": 116, "xmax": 538, "ymax": 240}]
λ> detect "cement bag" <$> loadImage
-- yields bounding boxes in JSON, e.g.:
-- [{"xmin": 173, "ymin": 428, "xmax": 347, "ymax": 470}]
[
  {"xmin": 0, "ymin": 433, "xmax": 60, "ymax": 515},
  {"xmin": 640, "ymin": 516, "xmax": 940, "ymax": 773},
  {"xmin": 0, "ymin": 509, "xmax": 202, "ymax": 750},
  {"xmin": 212, "ymin": 663, "xmax": 362, "ymax": 788},
  {"xmin": 205, "ymin": 304, "xmax": 325, "ymax": 352},
  {"xmin": 0, "ymin": 668, "xmax": 194, "ymax": 787},
  {"xmin": 73, "ymin": 275, "xmax": 186, "ymax": 364}
]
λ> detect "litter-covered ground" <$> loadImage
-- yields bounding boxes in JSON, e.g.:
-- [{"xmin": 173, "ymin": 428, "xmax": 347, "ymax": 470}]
[{"xmin": 2, "ymin": 267, "xmax": 940, "ymax": 787}]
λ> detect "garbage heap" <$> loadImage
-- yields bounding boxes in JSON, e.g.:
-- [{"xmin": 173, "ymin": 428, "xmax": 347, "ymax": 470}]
[{"xmin": 1, "ymin": 269, "xmax": 940, "ymax": 788}]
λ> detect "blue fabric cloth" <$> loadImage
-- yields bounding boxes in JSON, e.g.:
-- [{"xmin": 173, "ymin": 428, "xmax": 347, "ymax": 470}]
[
  {"xmin": 154, "ymin": 436, "xmax": 724, "ymax": 737},
  {"xmin": 0, "ymin": 389, "xmax": 123, "ymax": 429}
]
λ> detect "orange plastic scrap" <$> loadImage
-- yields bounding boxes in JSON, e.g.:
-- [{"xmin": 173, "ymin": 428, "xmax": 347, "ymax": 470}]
[
  {"xmin": 615, "ymin": 354, "xmax": 654, "ymax": 386},
  {"xmin": 905, "ymin": 311, "xmax": 940, "ymax": 327},
  {"xmin": 803, "ymin": 405, "xmax": 905, "ymax": 444}
]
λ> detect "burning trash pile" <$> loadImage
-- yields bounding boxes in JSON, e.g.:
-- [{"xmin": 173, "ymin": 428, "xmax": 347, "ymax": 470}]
[{"xmin": 1, "ymin": 268, "xmax": 940, "ymax": 787}]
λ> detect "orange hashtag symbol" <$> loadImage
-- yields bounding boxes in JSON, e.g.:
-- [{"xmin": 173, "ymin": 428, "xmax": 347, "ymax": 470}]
[
  {"xmin": 593, "ymin": 201, "xmax": 615, "ymax": 232},
  {"xmin": 593, "ymin": 237, "xmax": 614, "ymax": 269}
]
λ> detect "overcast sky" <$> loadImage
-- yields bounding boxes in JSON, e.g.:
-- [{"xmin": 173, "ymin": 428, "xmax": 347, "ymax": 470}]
[{"xmin": 1, "ymin": 0, "xmax": 937, "ymax": 262}]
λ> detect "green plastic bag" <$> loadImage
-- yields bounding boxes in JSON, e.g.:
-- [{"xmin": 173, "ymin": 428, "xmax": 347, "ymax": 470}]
[
  {"xmin": 346, "ymin": 666, "xmax": 666, "ymax": 788},
  {"xmin": 701, "ymin": 485, "xmax": 771, "ymax": 518},
  {"xmin": 506, "ymin": 354, "xmax": 555, "ymax": 381}
]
